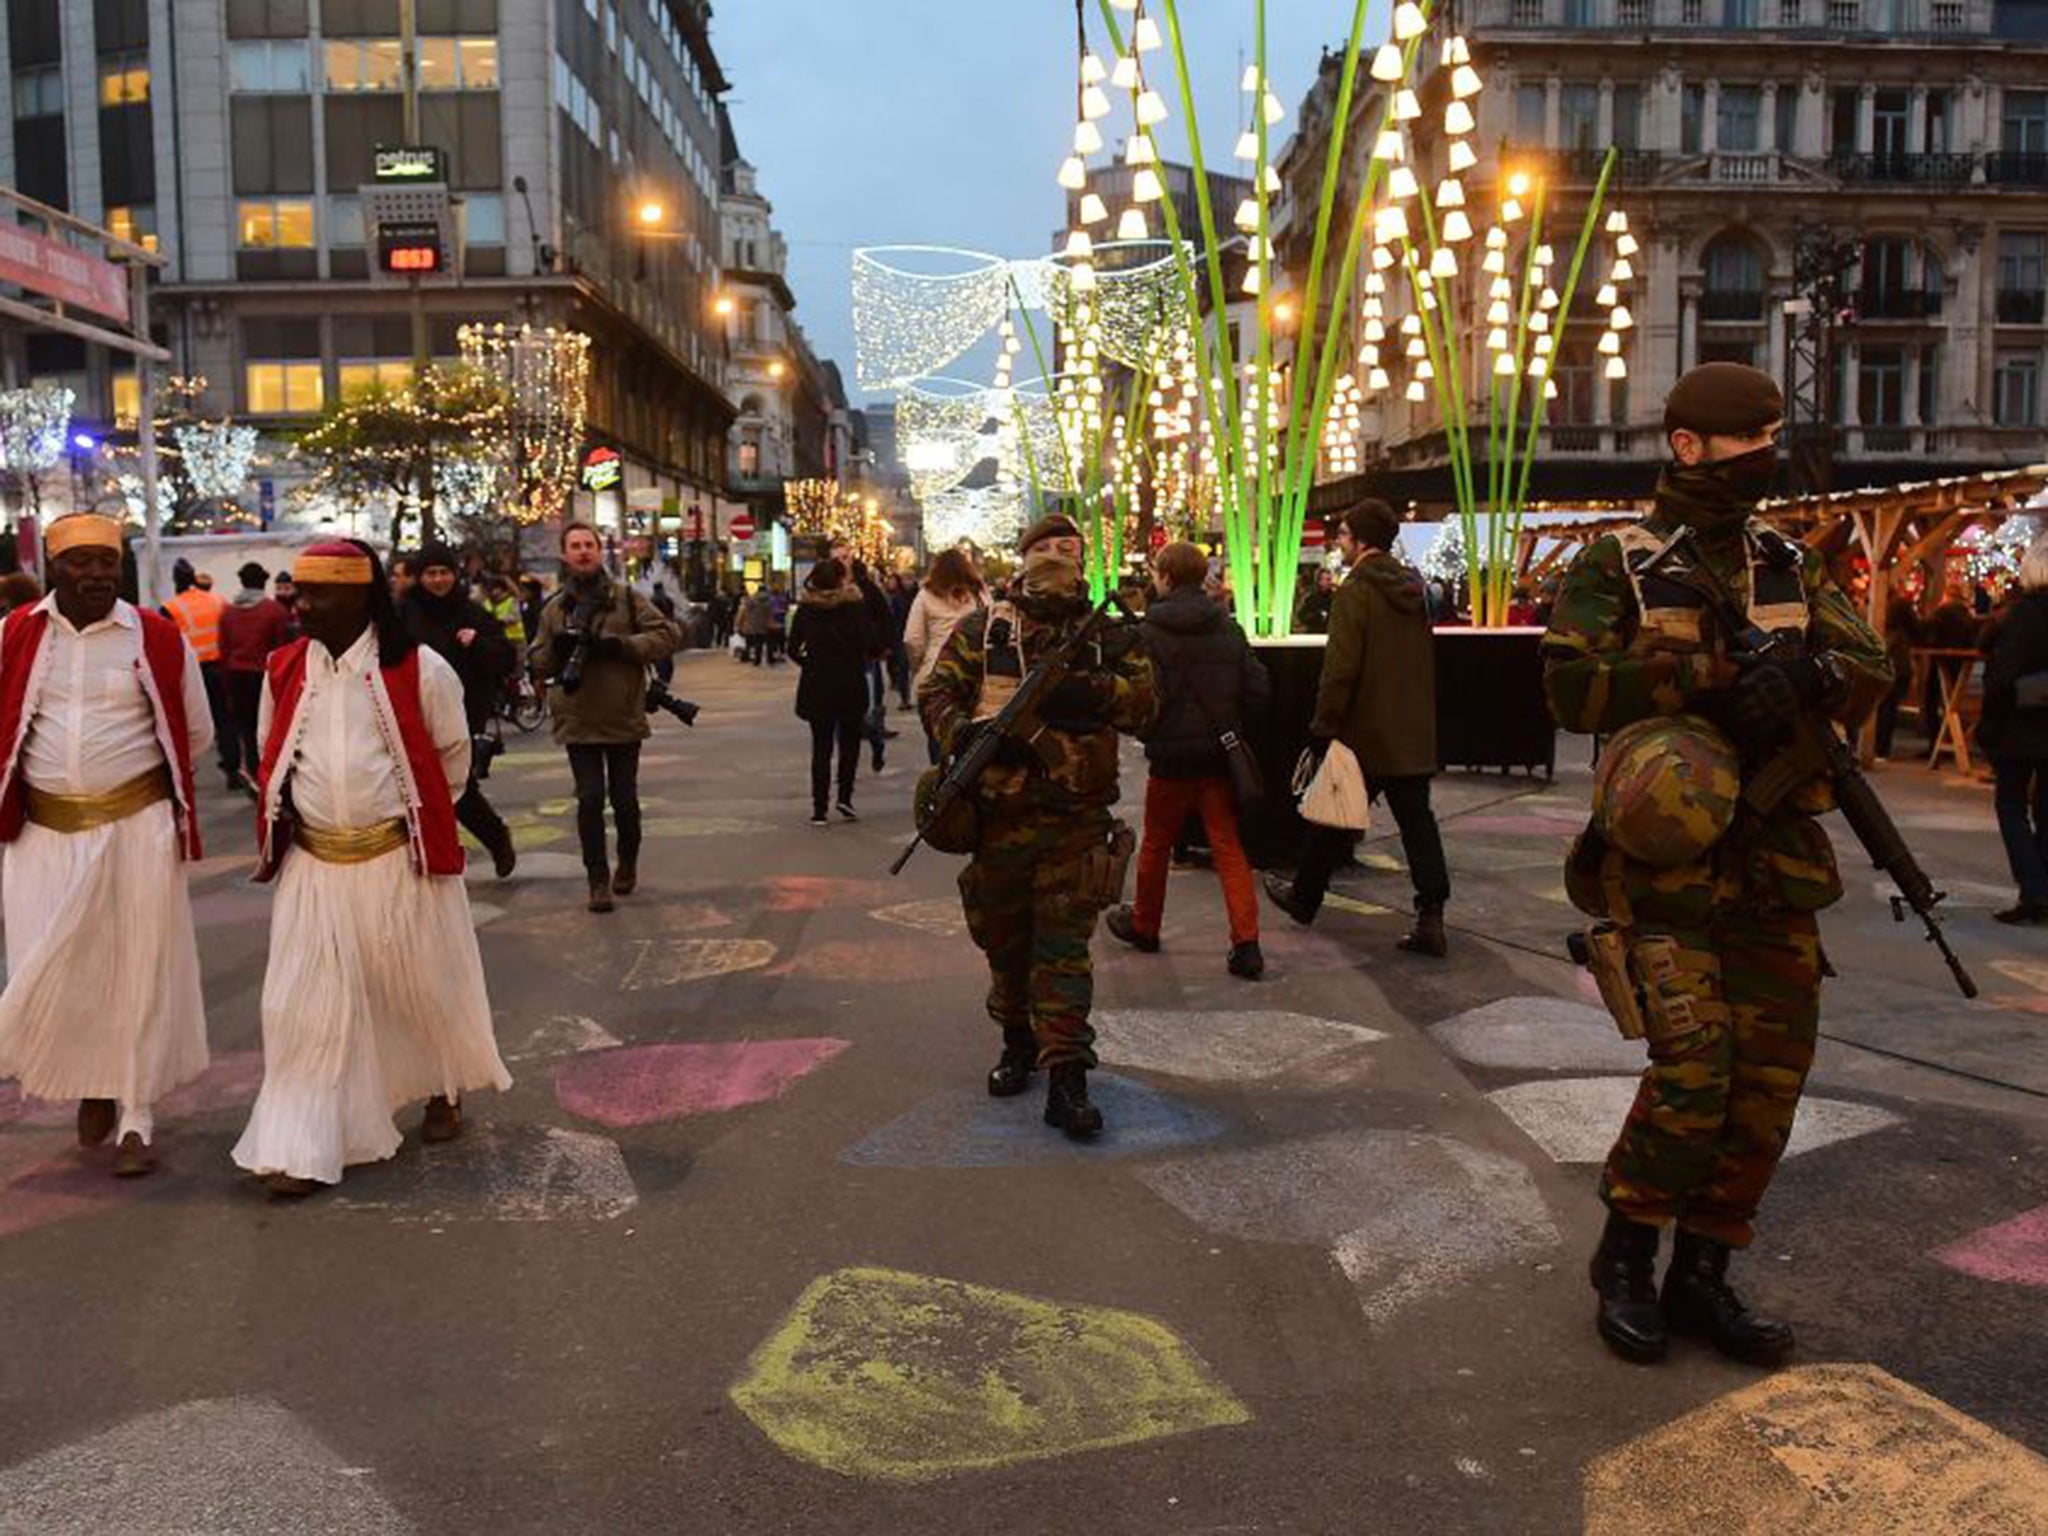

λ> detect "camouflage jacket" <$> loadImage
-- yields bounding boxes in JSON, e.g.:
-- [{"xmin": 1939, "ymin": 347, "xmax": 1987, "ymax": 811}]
[
  {"xmin": 1543, "ymin": 506, "xmax": 1890, "ymax": 921},
  {"xmin": 918, "ymin": 593, "xmax": 1157, "ymax": 811}
]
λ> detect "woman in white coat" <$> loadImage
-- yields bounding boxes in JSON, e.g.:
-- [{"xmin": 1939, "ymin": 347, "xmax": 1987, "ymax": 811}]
[{"xmin": 903, "ymin": 548, "xmax": 986, "ymax": 763}]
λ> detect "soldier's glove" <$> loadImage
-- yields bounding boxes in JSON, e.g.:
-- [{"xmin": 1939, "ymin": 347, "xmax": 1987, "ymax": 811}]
[
  {"xmin": 589, "ymin": 633, "xmax": 628, "ymax": 660},
  {"xmin": 954, "ymin": 720, "xmax": 1036, "ymax": 769},
  {"xmin": 1725, "ymin": 659, "xmax": 1821, "ymax": 749},
  {"xmin": 1043, "ymin": 674, "xmax": 1111, "ymax": 721}
]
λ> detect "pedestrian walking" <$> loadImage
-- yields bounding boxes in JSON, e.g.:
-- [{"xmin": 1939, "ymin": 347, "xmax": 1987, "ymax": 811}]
[
  {"xmin": 0, "ymin": 514, "xmax": 213, "ymax": 1179},
  {"xmin": 1979, "ymin": 532, "xmax": 2048, "ymax": 925},
  {"xmin": 273, "ymin": 572, "xmax": 302, "ymax": 641},
  {"xmin": 1264, "ymin": 498, "xmax": 1452, "ymax": 958},
  {"xmin": 1541, "ymin": 362, "xmax": 1890, "ymax": 1368},
  {"xmin": 788, "ymin": 558, "xmax": 876, "ymax": 825},
  {"xmin": 235, "ymin": 540, "xmax": 510, "ymax": 1197},
  {"xmin": 400, "ymin": 543, "xmax": 519, "ymax": 879},
  {"xmin": 1294, "ymin": 565, "xmax": 1336, "ymax": 635},
  {"xmin": 848, "ymin": 555, "xmax": 896, "ymax": 773},
  {"xmin": 739, "ymin": 585, "xmax": 773, "ymax": 665},
  {"xmin": 218, "ymin": 561, "xmax": 293, "ymax": 794},
  {"xmin": 903, "ymin": 548, "xmax": 986, "ymax": 764},
  {"xmin": 1106, "ymin": 541, "xmax": 1270, "ymax": 978},
  {"xmin": 919, "ymin": 513, "xmax": 1157, "ymax": 1139},
  {"xmin": 767, "ymin": 584, "xmax": 791, "ymax": 664},
  {"xmin": 163, "ymin": 559, "xmax": 235, "ymax": 791},
  {"xmin": 888, "ymin": 574, "xmax": 916, "ymax": 709},
  {"xmin": 530, "ymin": 522, "xmax": 681, "ymax": 914}
]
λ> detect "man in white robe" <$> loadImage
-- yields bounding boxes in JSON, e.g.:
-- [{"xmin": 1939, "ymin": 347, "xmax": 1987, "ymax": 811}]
[
  {"xmin": 0, "ymin": 514, "xmax": 213, "ymax": 1177},
  {"xmin": 234, "ymin": 540, "xmax": 509, "ymax": 1196}
]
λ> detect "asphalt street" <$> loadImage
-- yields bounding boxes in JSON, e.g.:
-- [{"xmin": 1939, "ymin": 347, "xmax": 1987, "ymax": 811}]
[{"xmin": 2, "ymin": 648, "xmax": 2046, "ymax": 1534}]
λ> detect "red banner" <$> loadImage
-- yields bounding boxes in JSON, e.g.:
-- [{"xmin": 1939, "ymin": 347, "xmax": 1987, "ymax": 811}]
[{"xmin": 0, "ymin": 223, "xmax": 129, "ymax": 324}]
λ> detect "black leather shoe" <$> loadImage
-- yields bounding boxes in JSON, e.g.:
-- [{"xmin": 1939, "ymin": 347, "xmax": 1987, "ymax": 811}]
[
  {"xmin": 1589, "ymin": 1212, "xmax": 1669, "ymax": 1364},
  {"xmin": 1662, "ymin": 1231, "xmax": 1795, "ymax": 1367},
  {"xmin": 1044, "ymin": 1062, "xmax": 1104, "ymax": 1140},
  {"xmin": 1994, "ymin": 900, "xmax": 2048, "ymax": 925},
  {"xmin": 986, "ymin": 1037, "xmax": 1037, "ymax": 1097},
  {"xmin": 1262, "ymin": 873, "xmax": 1316, "ymax": 926},
  {"xmin": 1397, "ymin": 905, "xmax": 1449, "ymax": 957},
  {"xmin": 1227, "ymin": 941, "xmax": 1265, "ymax": 979},
  {"xmin": 1104, "ymin": 905, "xmax": 1159, "ymax": 952}
]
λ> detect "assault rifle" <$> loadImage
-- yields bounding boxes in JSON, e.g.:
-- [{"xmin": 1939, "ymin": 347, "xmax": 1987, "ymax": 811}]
[
  {"xmin": 1644, "ymin": 527, "xmax": 1977, "ymax": 998},
  {"xmin": 890, "ymin": 592, "xmax": 1129, "ymax": 876}
]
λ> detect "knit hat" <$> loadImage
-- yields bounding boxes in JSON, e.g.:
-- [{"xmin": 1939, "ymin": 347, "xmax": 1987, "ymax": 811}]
[
  {"xmin": 1018, "ymin": 512, "xmax": 1083, "ymax": 555},
  {"xmin": 416, "ymin": 541, "xmax": 460, "ymax": 574},
  {"xmin": 1663, "ymin": 362, "xmax": 1784, "ymax": 437}
]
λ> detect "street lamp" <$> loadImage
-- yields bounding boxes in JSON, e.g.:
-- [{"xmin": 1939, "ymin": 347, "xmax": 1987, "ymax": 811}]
[
  {"xmin": 713, "ymin": 294, "xmax": 736, "ymax": 317},
  {"xmin": 637, "ymin": 200, "xmax": 664, "ymax": 228},
  {"xmin": 767, "ymin": 359, "xmax": 787, "ymax": 381}
]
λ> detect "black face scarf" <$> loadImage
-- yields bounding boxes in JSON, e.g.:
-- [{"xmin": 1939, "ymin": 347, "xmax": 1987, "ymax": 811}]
[{"xmin": 1655, "ymin": 444, "xmax": 1777, "ymax": 534}]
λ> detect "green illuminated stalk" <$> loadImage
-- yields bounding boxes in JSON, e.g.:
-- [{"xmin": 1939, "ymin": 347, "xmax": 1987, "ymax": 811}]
[
  {"xmin": 1407, "ymin": 184, "xmax": 1479, "ymax": 557},
  {"xmin": 1250, "ymin": 0, "xmax": 1277, "ymax": 626},
  {"xmin": 1489, "ymin": 183, "xmax": 1547, "ymax": 625}
]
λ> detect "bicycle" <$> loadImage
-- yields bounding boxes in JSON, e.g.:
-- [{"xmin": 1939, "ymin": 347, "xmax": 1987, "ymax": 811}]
[{"xmin": 498, "ymin": 669, "xmax": 547, "ymax": 734}]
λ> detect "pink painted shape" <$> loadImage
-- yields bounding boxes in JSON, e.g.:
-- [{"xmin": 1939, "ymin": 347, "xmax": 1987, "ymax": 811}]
[
  {"xmin": 0, "ymin": 1132, "xmax": 141, "ymax": 1239},
  {"xmin": 555, "ymin": 1039, "xmax": 851, "ymax": 1128},
  {"xmin": 759, "ymin": 876, "xmax": 892, "ymax": 913},
  {"xmin": 766, "ymin": 937, "xmax": 981, "ymax": 982},
  {"xmin": 0, "ymin": 1051, "xmax": 265, "ymax": 1129},
  {"xmin": 1934, "ymin": 1204, "xmax": 2048, "ymax": 1289}
]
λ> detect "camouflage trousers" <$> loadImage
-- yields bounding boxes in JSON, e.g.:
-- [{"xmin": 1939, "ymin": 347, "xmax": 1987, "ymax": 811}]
[
  {"xmin": 958, "ymin": 804, "xmax": 1115, "ymax": 1070},
  {"xmin": 1600, "ymin": 904, "xmax": 1822, "ymax": 1248}
]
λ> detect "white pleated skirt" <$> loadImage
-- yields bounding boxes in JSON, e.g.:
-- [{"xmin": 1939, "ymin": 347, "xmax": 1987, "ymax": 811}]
[
  {"xmin": 0, "ymin": 801, "xmax": 209, "ymax": 1108},
  {"xmin": 232, "ymin": 843, "xmax": 510, "ymax": 1185}
]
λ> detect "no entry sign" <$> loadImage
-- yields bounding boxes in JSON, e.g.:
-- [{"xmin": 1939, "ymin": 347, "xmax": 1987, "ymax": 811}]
[{"xmin": 729, "ymin": 511, "xmax": 756, "ymax": 542}]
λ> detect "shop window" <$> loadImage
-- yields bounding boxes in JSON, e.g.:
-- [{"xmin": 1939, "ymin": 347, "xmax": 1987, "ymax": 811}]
[{"xmin": 245, "ymin": 361, "xmax": 324, "ymax": 414}]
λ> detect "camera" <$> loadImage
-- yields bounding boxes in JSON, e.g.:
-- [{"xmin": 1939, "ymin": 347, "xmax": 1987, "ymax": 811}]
[
  {"xmin": 645, "ymin": 679, "xmax": 699, "ymax": 727},
  {"xmin": 554, "ymin": 596, "xmax": 605, "ymax": 694},
  {"xmin": 471, "ymin": 732, "xmax": 504, "ymax": 780}
]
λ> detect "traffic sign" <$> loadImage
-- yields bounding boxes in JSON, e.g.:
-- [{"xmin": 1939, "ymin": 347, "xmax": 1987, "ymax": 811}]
[{"xmin": 729, "ymin": 510, "xmax": 756, "ymax": 542}]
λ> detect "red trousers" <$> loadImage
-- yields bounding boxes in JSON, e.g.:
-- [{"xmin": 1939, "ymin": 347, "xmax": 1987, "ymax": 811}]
[{"xmin": 1132, "ymin": 775, "xmax": 1260, "ymax": 945}]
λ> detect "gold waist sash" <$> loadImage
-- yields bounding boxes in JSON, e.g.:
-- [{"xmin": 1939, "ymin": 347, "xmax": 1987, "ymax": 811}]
[
  {"xmin": 24, "ymin": 767, "xmax": 173, "ymax": 833},
  {"xmin": 293, "ymin": 818, "xmax": 408, "ymax": 864}
]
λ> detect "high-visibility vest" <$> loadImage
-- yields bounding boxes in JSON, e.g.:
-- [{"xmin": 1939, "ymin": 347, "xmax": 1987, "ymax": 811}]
[
  {"xmin": 487, "ymin": 592, "xmax": 525, "ymax": 645},
  {"xmin": 165, "ymin": 588, "xmax": 226, "ymax": 663}
]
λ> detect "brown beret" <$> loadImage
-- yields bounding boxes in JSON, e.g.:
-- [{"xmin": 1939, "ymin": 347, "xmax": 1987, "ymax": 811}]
[
  {"xmin": 1018, "ymin": 512, "xmax": 1083, "ymax": 555},
  {"xmin": 1663, "ymin": 362, "xmax": 1784, "ymax": 436}
]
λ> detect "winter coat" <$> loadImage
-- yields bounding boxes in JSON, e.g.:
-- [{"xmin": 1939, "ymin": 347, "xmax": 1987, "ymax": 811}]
[
  {"xmin": 402, "ymin": 586, "xmax": 516, "ymax": 736},
  {"xmin": 1311, "ymin": 551, "xmax": 1439, "ymax": 778},
  {"xmin": 739, "ymin": 590, "xmax": 775, "ymax": 637},
  {"xmin": 1138, "ymin": 585, "xmax": 1271, "ymax": 779},
  {"xmin": 903, "ymin": 586, "xmax": 984, "ymax": 689},
  {"xmin": 530, "ymin": 573, "xmax": 682, "ymax": 744},
  {"xmin": 789, "ymin": 586, "xmax": 875, "ymax": 724},
  {"xmin": 854, "ymin": 574, "xmax": 893, "ymax": 661},
  {"xmin": 218, "ymin": 590, "xmax": 292, "ymax": 675},
  {"xmin": 1979, "ymin": 588, "xmax": 2048, "ymax": 761}
]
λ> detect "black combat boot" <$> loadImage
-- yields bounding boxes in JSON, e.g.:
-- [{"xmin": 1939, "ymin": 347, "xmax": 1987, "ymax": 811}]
[
  {"xmin": 1397, "ymin": 904, "xmax": 1448, "ymax": 958},
  {"xmin": 986, "ymin": 1033, "xmax": 1037, "ymax": 1098},
  {"xmin": 1589, "ymin": 1211, "xmax": 1668, "ymax": 1364},
  {"xmin": 1661, "ymin": 1230, "xmax": 1796, "ymax": 1367},
  {"xmin": 1043, "ymin": 1062, "xmax": 1104, "ymax": 1140}
]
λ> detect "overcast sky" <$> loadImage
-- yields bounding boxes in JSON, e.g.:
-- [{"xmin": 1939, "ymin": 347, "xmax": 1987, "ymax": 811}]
[{"xmin": 713, "ymin": 2, "xmax": 1373, "ymax": 405}]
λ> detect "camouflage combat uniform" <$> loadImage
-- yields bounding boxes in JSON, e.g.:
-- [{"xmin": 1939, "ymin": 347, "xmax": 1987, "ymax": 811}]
[
  {"xmin": 918, "ymin": 591, "xmax": 1156, "ymax": 1070},
  {"xmin": 1543, "ymin": 506, "xmax": 1889, "ymax": 1248}
]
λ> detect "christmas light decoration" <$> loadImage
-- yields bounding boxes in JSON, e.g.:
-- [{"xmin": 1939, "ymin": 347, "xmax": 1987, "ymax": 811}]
[
  {"xmin": 456, "ymin": 323, "xmax": 590, "ymax": 525},
  {"xmin": 852, "ymin": 247, "xmax": 1013, "ymax": 390},
  {"xmin": 171, "ymin": 422, "xmax": 259, "ymax": 502}
]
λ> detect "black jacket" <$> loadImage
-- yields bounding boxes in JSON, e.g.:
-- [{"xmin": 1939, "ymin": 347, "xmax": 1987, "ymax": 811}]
[
  {"xmin": 1980, "ymin": 588, "xmax": 2048, "ymax": 760},
  {"xmin": 1138, "ymin": 585, "xmax": 1271, "ymax": 778},
  {"xmin": 789, "ymin": 588, "xmax": 876, "ymax": 723},
  {"xmin": 400, "ymin": 587, "xmax": 514, "ymax": 735}
]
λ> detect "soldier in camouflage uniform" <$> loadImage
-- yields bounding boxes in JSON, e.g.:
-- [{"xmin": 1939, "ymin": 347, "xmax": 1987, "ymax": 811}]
[
  {"xmin": 918, "ymin": 513, "xmax": 1157, "ymax": 1138},
  {"xmin": 1541, "ymin": 362, "xmax": 1890, "ymax": 1367}
]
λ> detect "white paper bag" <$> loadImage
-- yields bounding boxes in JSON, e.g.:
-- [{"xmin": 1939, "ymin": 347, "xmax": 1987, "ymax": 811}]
[{"xmin": 1293, "ymin": 740, "xmax": 1372, "ymax": 831}]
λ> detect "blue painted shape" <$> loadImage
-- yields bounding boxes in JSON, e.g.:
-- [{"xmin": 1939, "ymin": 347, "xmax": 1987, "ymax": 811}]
[{"xmin": 841, "ymin": 1074, "xmax": 1228, "ymax": 1168}]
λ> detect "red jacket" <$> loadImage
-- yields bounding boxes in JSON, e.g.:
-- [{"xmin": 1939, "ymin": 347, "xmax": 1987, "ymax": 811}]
[{"xmin": 218, "ymin": 594, "xmax": 292, "ymax": 674}]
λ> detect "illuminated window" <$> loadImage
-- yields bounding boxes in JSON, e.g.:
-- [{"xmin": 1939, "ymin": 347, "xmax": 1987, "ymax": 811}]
[
  {"xmin": 105, "ymin": 205, "xmax": 159, "ymax": 253},
  {"xmin": 458, "ymin": 38, "xmax": 499, "ymax": 89},
  {"xmin": 246, "ymin": 361, "xmax": 324, "ymax": 414},
  {"xmin": 99, "ymin": 54, "xmax": 151, "ymax": 106},
  {"xmin": 324, "ymin": 38, "xmax": 405, "ymax": 92},
  {"xmin": 339, "ymin": 359, "xmax": 413, "ymax": 397},
  {"xmin": 416, "ymin": 38, "xmax": 458, "ymax": 90},
  {"xmin": 237, "ymin": 199, "xmax": 315, "ymax": 248},
  {"xmin": 111, "ymin": 371, "xmax": 140, "ymax": 424}
]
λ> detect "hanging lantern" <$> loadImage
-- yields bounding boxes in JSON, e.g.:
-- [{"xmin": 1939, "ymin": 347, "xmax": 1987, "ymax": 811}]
[
  {"xmin": 1393, "ymin": 1, "xmax": 1429, "ymax": 39},
  {"xmin": 1136, "ymin": 89, "xmax": 1169, "ymax": 126},
  {"xmin": 1444, "ymin": 100, "xmax": 1477, "ymax": 136},
  {"xmin": 1117, "ymin": 206, "xmax": 1150, "ymax": 241},
  {"xmin": 1111, "ymin": 53, "xmax": 1141, "ymax": 90},
  {"xmin": 1370, "ymin": 43, "xmax": 1405, "ymax": 82},
  {"xmin": 1449, "ymin": 141, "xmax": 1478, "ymax": 173},
  {"xmin": 1082, "ymin": 85, "xmax": 1111, "ymax": 120},
  {"xmin": 1134, "ymin": 15, "xmax": 1163, "ymax": 50},
  {"xmin": 1057, "ymin": 156, "xmax": 1087, "ymax": 191},
  {"xmin": 1429, "ymin": 247, "xmax": 1459, "ymax": 277},
  {"xmin": 1606, "ymin": 356, "xmax": 1628, "ymax": 379},
  {"xmin": 1079, "ymin": 192, "xmax": 1108, "ymax": 225},
  {"xmin": 1234, "ymin": 129, "xmax": 1260, "ymax": 160},
  {"xmin": 1080, "ymin": 54, "xmax": 1108, "ymax": 85}
]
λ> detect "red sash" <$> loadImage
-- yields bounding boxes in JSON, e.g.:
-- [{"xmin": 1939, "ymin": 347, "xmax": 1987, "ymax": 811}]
[
  {"xmin": 0, "ymin": 603, "xmax": 203, "ymax": 858},
  {"xmin": 255, "ymin": 638, "xmax": 465, "ymax": 881}
]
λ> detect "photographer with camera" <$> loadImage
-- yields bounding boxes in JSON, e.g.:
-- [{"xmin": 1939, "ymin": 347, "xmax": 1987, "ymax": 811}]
[
  {"xmin": 400, "ymin": 543, "xmax": 519, "ymax": 880},
  {"xmin": 532, "ymin": 522, "xmax": 681, "ymax": 914}
]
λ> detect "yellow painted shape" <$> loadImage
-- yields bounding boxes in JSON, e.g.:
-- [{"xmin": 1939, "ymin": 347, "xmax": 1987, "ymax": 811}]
[
  {"xmin": 730, "ymin": 1266, "xmax": 1249, "ymax": 1483},
  {"xmin": 459, "ymin": 823, "xmax": 566, "ymax": 853},
  {"xmin": 870, "ymin": 899, "xmax": 967, "ymax": 938},
  {"xmin": 1584, "ymin": 1362, "xmax": 2048, "ymax": 1535},
  {"xmin": 1358, "ymin": 851, "xmax": 1404, "ymax": 873},
  {"xmin": 1993, "ymin": 959, "xmax": 2048, "ymax": 995},
  {"xmin": 1323, "ymin": 892, "xmax": 1395, "ymax": 918},
  {"xmin": 536, "ymin": 798, "xmax": 577, "ymax": 817}
]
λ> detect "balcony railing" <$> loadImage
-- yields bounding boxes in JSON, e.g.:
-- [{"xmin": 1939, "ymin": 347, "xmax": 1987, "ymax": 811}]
[
  {"xmin": 1550, "ymin": 425, "xmax": 1604, "ymax": 451},
  {"xmin": 1861, "ymin": 426, "xmax": 1915, "ymax": 453},
  {"xmin": 1701, "ymin": 290, "xmax": 1768, "ymax": 321},
  {"xmin": 1709, "ymin": 152, "xmax": 1784, "ymax": 183},
  {"xmin": 1854, "ymin": 287, "xmax": 1943, "ymax": 319},
  {"xmin": 1929, "ymin": 0, "xmax": 1965, "ymax": 26},
  {"xmin": 1616, "ymin": 0, "xmax": 1648, "ymax": 19},
  {"xmin": 1828, "ymin": 152, "xmax": 1978, "ymax": 185},
  {"xmin": 1998, "ymin": 289, "xmax": 2048, "ymax": 324},
  {"xmin": 1986, "ymin": 153, "xmax": 2048, "ymax": 187}
]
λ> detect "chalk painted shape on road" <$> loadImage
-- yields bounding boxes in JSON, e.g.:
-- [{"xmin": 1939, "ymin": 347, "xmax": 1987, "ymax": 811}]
[
  {"xmin": 619, "ymin": 937, "xmax": 778, "ymax": 990},
  {"xmin": 0, "ymin": 1131, "xmax": 150, "ymax": 1240},
  {"xmin": 1582, "ymin": 1362, "xmax": 2048, "ymax": 1534},
  {"xmin": 760, "ymin": 875, "xmax": 895, "ymax": 912},
  {"xmin": 1933, "ymin": 1203, "xmax": 2048, "ymax": 1291},
  {"xmin": 508, "ymin": 1013, "xmax": 625, "ymax": 1063},
  {"xmin": 1095, "ymin": 1009, "xmax": 1385, "ymax": 1082},
  {"xmin": 464, "ymin": 850, "xmax": 586, "ymax": 883},
  {"xmin": 0, "ymin": 1396, "xmax": 412, "ymax": 1534},
  {"xmin": 729, "ymin": 1266, "xmax": 1249, "ymax": 1483},
  {"xmin": 332, "ymin": 1124, "xmax": 636, "ymax": 1222},
  {"xmin": 1322, "ymin": 892, "xmax": 1396, "ymax": 918},
  {"xmin": 842, "ymin": 1074, "xmax": 1227, "ymax": 1168},
  {"xmin": 1429, "ymin": 997, "xmax": 1647, "ymax": 1074},
  {"xmin": 1486, "ymin": 1077, "xmax": 1901, "ymax": 1164},
  {"xmin": 1138, "ymin": 1130, "xmax": 1558, "ymax": 1322},
  {"xmin": 767, "ymin": 936, "xmax": 982, "ymax": 983},
  {"xmin": 869, "ymin": 898, "xmax": 968, "ymax": 937},
  {"xmin": 1, "ymin": 1051, "xmax": 265, "ymax": 1130},
  {"xmin": 1992, "ymin": 958, "xmax": 2048, "ymax": 995},
  {"xmin": 556, "ymin": 1038, "xmax": 850, "ymax": 1128},
  {"xmin": 641, "ymin": 815, "xmax": 777, "ymax": 838}
]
